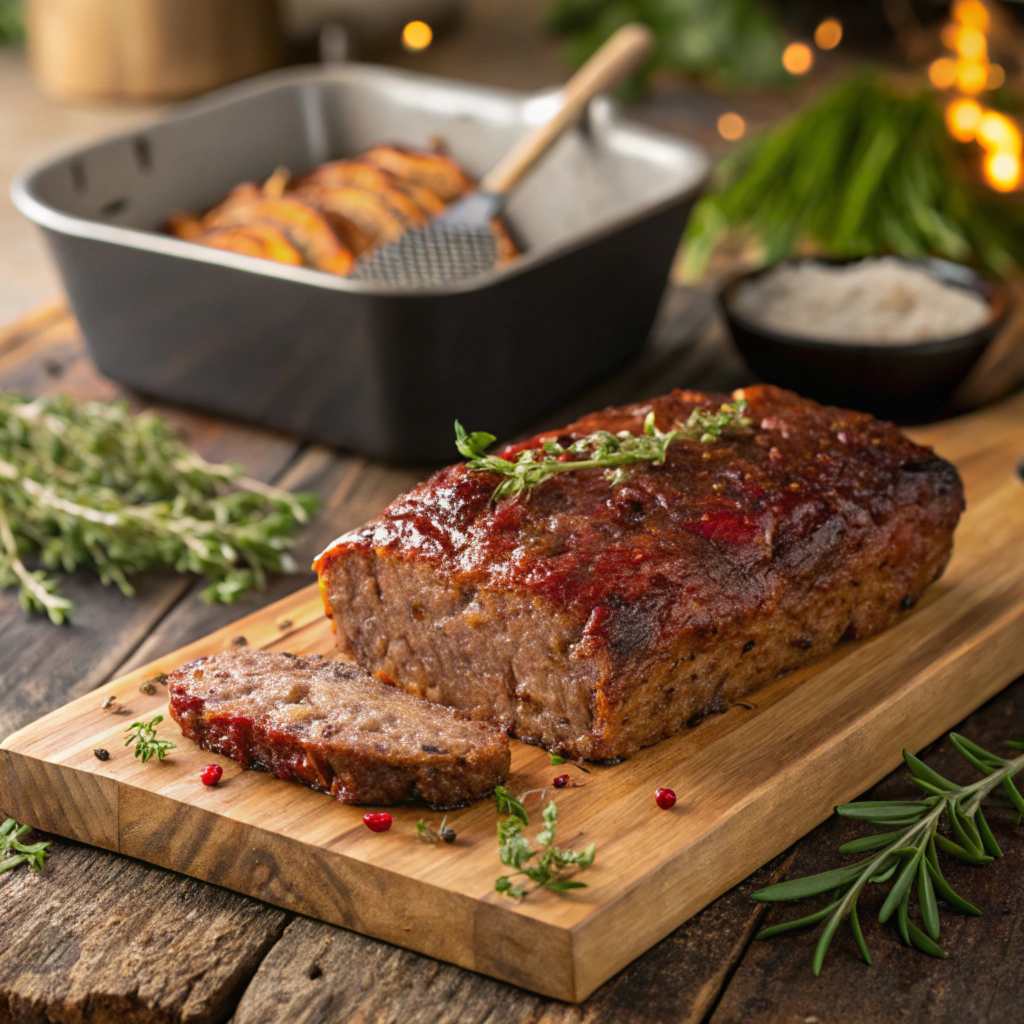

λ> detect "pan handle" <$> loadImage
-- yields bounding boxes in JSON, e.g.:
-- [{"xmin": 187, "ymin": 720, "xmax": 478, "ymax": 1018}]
[{"xmin": 479, "ymin": 23, "xmax": 654, "ymax": 197}]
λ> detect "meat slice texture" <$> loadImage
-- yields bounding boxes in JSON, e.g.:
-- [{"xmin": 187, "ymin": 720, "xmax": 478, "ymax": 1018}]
[
  {"xmin": 167, "ymin": 647, "xmax": 510, "ymax": 808},
  {"xmin": 314, "ymin": 385, "xmax": 965, "ymax": 762}
]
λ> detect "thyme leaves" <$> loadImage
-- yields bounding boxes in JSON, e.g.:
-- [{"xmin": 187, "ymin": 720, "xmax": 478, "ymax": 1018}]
[
  {"xmin": 0, "ymin": 393, "xmax": 317, "ymax": 623},
  {"xmin": 456, "ymin": 399, "xmax": 750, "ymax": 501}
]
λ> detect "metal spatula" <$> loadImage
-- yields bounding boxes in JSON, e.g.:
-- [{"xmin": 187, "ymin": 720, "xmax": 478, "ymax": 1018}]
[{"xmin": 354, "ymin": 22, "xmax": 654, "ymax": 288}]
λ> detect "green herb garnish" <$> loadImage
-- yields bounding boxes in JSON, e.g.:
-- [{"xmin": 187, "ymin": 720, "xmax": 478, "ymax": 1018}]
[
  {"xmin": 456, "ymin": 399, "xmax": 750, "ymax": 501},
  {"xmin": 124, "ymin": 715, "xmax": 176, "ymax": 763},
  {"xmin": 0, "ymin": 818, "xmax": 51, "ymax": 875},
  {"xmin": 416, "ymin": 815, "xmax": 456, "ymax": 844},
  {"xmin": 683, "ymin": 75, "xmax": 1024, "ymax": 279},
  {"xmin": 551, "ymin": 754, "xmax": 567, "ymax": 765},
  {"xmin": 753, "ymin": 732, "xmax": 1024, "ymax": 973},
  {"xmin": 495, "ymin": 798, "xmax": 596, "ymax": 899},
  {"xmin": 0, "ymin": 393, "xmax": 318, "ymax": 623},
  {"xmin": 494, "ymin": 784, "xmax": 530, "ymax": 825}
]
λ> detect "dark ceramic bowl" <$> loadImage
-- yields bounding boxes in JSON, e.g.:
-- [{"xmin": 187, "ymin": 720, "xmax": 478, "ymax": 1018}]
[{"xmin": 720, "ymin": 258, "xmax": 1009, "ymax": 421}]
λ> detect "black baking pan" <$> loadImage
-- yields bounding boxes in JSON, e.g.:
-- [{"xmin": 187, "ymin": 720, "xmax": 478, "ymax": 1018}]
[
  {"xmin": 12, "ymin": 64, "xmax": 709, "ymax": 461},
  {"xmin": 720, "ymin": 257, "xmax": 1008, "ymax": 422}
]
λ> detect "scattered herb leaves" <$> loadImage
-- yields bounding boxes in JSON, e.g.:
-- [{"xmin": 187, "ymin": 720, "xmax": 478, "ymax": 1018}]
[
  {"xmin": 494, "ymin": 785, "xmax": 530, "ymax": 825},
  {"xmin": 753, "ymin": 732, "xmax": 1024, "ymax": 973},
  {"xmin": 456, "ymin": 400, "xmax": 750, "ymax": 500},
  {"xmin": 0, "ymin": 818, "xmax": 50, "ymax": 876},
  {"xmin": 124, "ymin": 715, "xmax": 176, "ymax": 763},
  {"xmin": 495, "ymin": 798, "xmax": 596, "ymax": 899},
  {"xmin": 416, "ymin": 815, "xmax": 456, "ymax": 844},
  {"xmin": 0, "ymin": 393, "xmax": 318, "ymax": 623}
]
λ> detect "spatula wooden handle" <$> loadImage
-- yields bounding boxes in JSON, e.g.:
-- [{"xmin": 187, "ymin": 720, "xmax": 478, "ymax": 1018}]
[{"xmin": 479, "ymin": 23, "xmax": 655, "ymax": 197}]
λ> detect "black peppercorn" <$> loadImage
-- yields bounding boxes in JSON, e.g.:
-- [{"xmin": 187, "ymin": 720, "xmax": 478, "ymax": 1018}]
[
  {"xmin": 94, "ymin": 749, "xmax": 110, "ymax": 761},
  {"xmin": 440, "ymin": 827, "xmax": 456, "ymax": 844}
]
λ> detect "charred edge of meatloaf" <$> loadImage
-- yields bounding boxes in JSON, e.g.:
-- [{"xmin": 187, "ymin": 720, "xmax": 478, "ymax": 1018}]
[{"xmin": 166, "ymin": 649, "xmax": 510, "ymax": 809}]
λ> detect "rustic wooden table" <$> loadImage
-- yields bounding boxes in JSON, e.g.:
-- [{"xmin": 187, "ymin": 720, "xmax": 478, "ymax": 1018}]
[{"xmin": 1, "ymin": 298, "xmax": 1023, "ymax": 1024}]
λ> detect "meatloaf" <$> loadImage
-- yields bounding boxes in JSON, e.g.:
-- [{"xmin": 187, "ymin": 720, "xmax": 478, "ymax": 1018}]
[
  {"xmin": 167, "ymin": 647, "xmax": 510, "ymax": 808},
  {"xmin": 314, "ymin": 385, "xmax": 964, "ymax": 761}
]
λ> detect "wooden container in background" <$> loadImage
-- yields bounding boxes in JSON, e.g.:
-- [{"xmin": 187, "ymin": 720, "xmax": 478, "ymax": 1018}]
[{"xmin": 26, "ymin": 0, "xmax": 286, "ymax": 101}]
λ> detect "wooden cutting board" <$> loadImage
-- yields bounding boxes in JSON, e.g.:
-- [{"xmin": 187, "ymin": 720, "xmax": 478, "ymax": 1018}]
[{"xmin": 2, "ymin": 391, "xmax": 1023, "ymax": 1003}]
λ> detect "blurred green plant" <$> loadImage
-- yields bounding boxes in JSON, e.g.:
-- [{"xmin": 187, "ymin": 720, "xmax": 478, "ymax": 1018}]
[
  {"xmin": 547, "ymin": 0, "xmax": 788, "ymax": 95},
  {"xmin": 0, "ymin": 0, "xmax": 23, "ymax": 45},
  {"xmin": 683, "ymin": 74, "xmax": 1024, "ymax": 278}
]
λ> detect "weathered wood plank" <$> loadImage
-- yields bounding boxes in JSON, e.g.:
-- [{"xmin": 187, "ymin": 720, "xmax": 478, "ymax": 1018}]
[
  {"xmin": 710, "ymin": 677, "xmax": 1024, "ymax": 1024},
  {"xmin": 0, "ymin": 838, "xmax": 289, "ymax": 1024}
]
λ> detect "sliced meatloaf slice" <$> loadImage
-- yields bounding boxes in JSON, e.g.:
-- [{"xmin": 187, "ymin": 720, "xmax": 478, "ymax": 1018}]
[
  {"xmin": 314, "ymin": 384, "xmax": 965, "ymax": 762},
  {"xmin": 167, "ymin": 647, "xmax": 510, "ymax": 808}
]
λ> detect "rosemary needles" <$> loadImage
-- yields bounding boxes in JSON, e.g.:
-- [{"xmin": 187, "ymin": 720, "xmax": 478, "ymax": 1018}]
[
  {"xmin": 0, "ymin": 393, "xmax": 318, "ymax": 623},
  {"xmin": 753, "ymin": 732, "xmax": 1024, "ymax": 973}
]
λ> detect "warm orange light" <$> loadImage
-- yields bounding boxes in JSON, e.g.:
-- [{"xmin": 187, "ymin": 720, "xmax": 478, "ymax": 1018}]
[
  {"xmin": 402, "ymin": 20, "xmax": 433, "ymax": 51},
  {"xmin": 717, "ymin": 112, "xmax": 746, "ymax": 141},
  {"xmin": 953, "ymin": 26, "xmax": 987, "ymax": 61},
  {"xmin": 953, "ymin": 0, "xmax": 991, "ymax": 33},
  {"xmin": 956, "ymin": 59, "xmax": 989, "ymax": 95},
  {"xmin": 976, "ymin": 111, "xmax": 1021, "ymax": 153},
  {"xmin": 946, "ymin": 98, "xmax": 982, "ymax": 141},
  {"xmin": 983, "ymin": 151, "xmax": 1021, "ymax": 192},
  {"xmin": 941, "ymin": 23, "xmax": 960, "ymax": 49},
  {"xmin": 928, "ymin": 57, "xmax": 958, "ymax": 89},
  {"xmin": 814, "ymin": 19, "xmax": 842, "ymax": 50},
  {"xmin": 782, "ymin": 42, "xmax": 814, "ymax": 75},
  {"xmin": 986, "ymin": 64, "xmax": 1006, "ymax": 90}
]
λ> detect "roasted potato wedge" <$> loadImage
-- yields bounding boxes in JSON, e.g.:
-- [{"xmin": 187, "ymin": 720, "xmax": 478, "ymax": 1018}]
[
  {"xmin": 293, "ymin": 184, "xmax": 409, "ymax": 251},
  {"xmin": 360, "ymin": 144, "xmax": 474, "ymax": 203},
  {"xmin": 204, "ymin": 196, "xmax": 354, "ymax": 276},
  {"xmin": 193, "ymin": 224, "xmax": 303, "ymax": 265},
  {"xmin": 299, "ymin": 161, "xmax": 432, "ymax": 226}
]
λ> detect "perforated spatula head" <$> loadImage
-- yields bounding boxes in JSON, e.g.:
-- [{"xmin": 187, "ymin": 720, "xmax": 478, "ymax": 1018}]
[
  {"xmin": 352, "ymin": 24, "xmax": 653, "ymax": 289},
  {"xmin": 352, "ymin": 192, "xmax": 501, "ymax": 288}
]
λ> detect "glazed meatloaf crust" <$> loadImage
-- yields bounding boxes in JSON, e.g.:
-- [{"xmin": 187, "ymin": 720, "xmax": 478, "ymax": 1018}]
[
  {"xmin": 167, "ymin": 647, "xmax": 510, "ymax": 808},
  {"xmin": 314, "ymin": 385, "xmax": 964, "ymax": 761}
]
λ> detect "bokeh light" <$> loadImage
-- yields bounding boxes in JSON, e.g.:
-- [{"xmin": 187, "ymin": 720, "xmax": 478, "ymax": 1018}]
[
  {"xmin": 976, "ymin": 111, "xmax": 1021, "ymax": 153},
  {"xmin": 782, "ymin": 43, "xmax": 814, "ymax": 76},
  {"xmin": 928, "ymin": 57, "xmax": 957, "ymax": 90},
  {"xmin": 814, "ymin": 19, "xmax": 842, "ymax": 50},
  {"xmin": 717, "ymin": 112, "xmax": 746, "ymax": 141},
  {"xmin": 946, "ymin": 98, "xmax": 982, "ymax": 142},
  {"xmin": 983, "ymin": 151, "xmax": 1021, "ymax": 192},
  {"xmin": 955, "ymin": 58, "xmax": 988, "ymax": 95},
  {"xmin": 402, "ymin": 21, "xmax": 433, "ymax": 51},
  {"xmin": 986, "ymin": 64, "xmax": 1006, "ymax": 90}
]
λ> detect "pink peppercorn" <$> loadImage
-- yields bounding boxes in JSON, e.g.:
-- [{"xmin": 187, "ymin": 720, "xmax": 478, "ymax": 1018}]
[
  {"xmin": 200, "ymin": 764, "xmax": 223, "ymax": 786},
  {"xmin": 654, "ymin": 787, "xmax": 676, "ymax": 810},
  {"xmin": 363, "ymin": 812, "xmax": 393, "ymax": 832},
  {"xmin": 553, "ymin": 774, "xmax": 570, "ymax": 789}
]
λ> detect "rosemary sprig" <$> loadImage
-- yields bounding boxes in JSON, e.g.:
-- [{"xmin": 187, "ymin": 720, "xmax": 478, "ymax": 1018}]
[
  {"xmin": 0, "ymin": 818, "xmax": 51, "ymax": 875},
  {"xmin": 493, "ymin": 788, "xmax": 596, "ymax": 898},
  {"xmin": 124, "ymin": 715, "xmax": 176, "ymax": 763},
  {"xmin": 456, "ymin": 399, "xmax": 750, "ymax": 500},
  {"xmin": 753, "ymin": 733, "xmax": 1024, "ymax": 973},
  {"xmin": 0, "ymin": 393, "xmax": 318, "ymax": 623}
]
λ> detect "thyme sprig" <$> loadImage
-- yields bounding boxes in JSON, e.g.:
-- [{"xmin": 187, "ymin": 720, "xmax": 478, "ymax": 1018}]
[
  {"xmin": 493, "ymin": 787, "xmax": 596, "ymax": 898},
  {"xmin": 456, "ymin": 399, "xmax": 750, "ymax": 501},
  {"xmin": 0, "ymin": 818, "xmax": 51, "ymax": 875},
  {"xmin": 124, "ymin": 715, "xmax": 176, "ymax": 763},
  {"xmin": 754, "ymin": 733, "xmax": 1024, "ymax": 973},
  {"xmin": 0, "ymin": 393, "xmax": 318, "ymax": 623}
]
